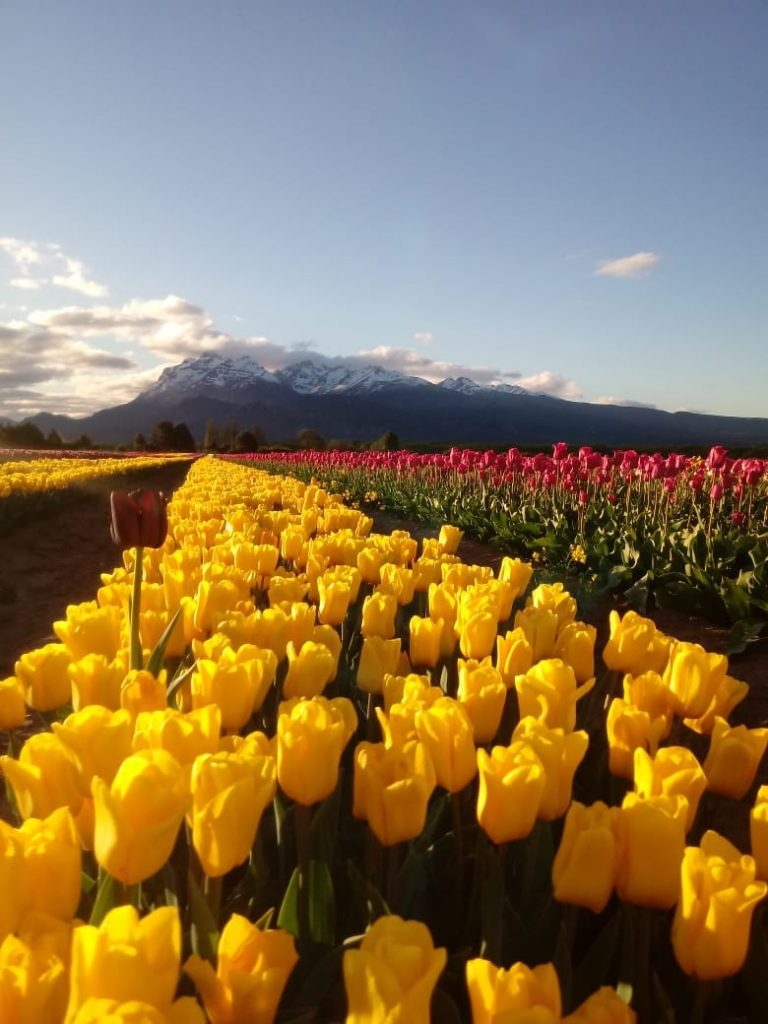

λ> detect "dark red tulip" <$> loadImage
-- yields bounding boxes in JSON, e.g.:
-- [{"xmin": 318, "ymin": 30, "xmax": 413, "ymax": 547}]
[{"xmin": 110, "ymin": 489, "xmax": 168, "ymax": 550}]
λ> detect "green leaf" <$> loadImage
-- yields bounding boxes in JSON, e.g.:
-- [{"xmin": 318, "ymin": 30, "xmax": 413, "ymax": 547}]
[
  {"xmin": 254, "ymin": 906, "xmax": 275, "ymax": 930},
  {"xmin": 89, "ymin": 869, "xmax": 118, "ymax": 926},
  {"xmin": 146, "ymin": 606, "xmax": 183, "ymax": 677},
  {"xmin": 187, "ymin": 871, "xmax": 220, "ymax": 963},
  {"xmin": 310, "ymin": 779, "xmax": 343, "ymax": 864},
  {"xmin": 278, "ymin": 861, "xmax": 336, "ymax": 946},
  {"xmin": 478, "ymin": 844, "xmax": 505, "ymax": 964},
  {"xmin": 166, "ymin": 659, "xmax": 196, "ymax": 704},
  {"xmin": 80, "ymin": 871, "xmax": 97, "ymax": 895},
  {"xmin": 727, "ymin": 619, "xmax": 766, "ymax": 656},
  {"xmin": 346, "ymin": 859, "xmax": 390, "ymax": 924}
]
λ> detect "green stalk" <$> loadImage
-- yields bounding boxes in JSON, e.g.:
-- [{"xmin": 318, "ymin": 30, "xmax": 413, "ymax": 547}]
[
  {"xmin": 130, "ymin": 545, "xmax": 144, "ymax": 671},
  {"xmin": 295, "ymin": 803, "xmax": 312, "ymax": 943}
]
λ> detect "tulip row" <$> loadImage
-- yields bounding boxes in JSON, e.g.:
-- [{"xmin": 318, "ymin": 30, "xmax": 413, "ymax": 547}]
[
  {"xmin": 235, "ymin": 445, "xmax": 768, "ymax": 636},
  {"xmin": 0, "ymin": 452, "xmax": 193, "ymax": 500},
  {"xmin": 1, "ymin": 454, "xmax": 768, "ymax": 1022}
]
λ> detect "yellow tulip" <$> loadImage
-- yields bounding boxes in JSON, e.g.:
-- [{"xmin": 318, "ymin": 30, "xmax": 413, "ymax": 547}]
[
  {"xmin": 615, "ymin": 793, "xmax": 687, "ymax": 908},
  {"xmin": 621, "ymin": 671, "xmax": 674, "ymax": 727},
  {"xmin": 662, "ymin": 641, "xmax": 728, "ymax": 719},
  {"xmin": 189, "ymin": 748, "xmax": 276, "ymax": 877},
  {"xmin": 459, "ymin": 610, "xmax": 498, "ymax": 660},
  {"xmin": 466, "ymin": 959, "xmax": 561, "ymax": 1024},
  {"xmin": 515, "ymin": 659, "xmax": 595, "ymax": 732},
  {"xmin": 14, "ymin": 643, "xmax": 71, "ymax": 712},
  {"xmin": 343, "ymin": 915, "xmax": 446, "ymax": 1024},
  {"xmin": 513, "ymin": 717, "xmax": 588, "ymax": 820},
  {"xmin": 353, "ymin": 740, "xmax": 436, "ymax": 845},
  {"xmin": 704, "ymin": 717, "xmax": 768, "ymax": 799},
  {"xmin": 528, "ymin": 582, "xmax": 577, "ymax": 630},
  {"xmin": 555, "ymin": 621, "xmax": 596, "ymax": 684},
  {"xmin": 438, "ymin": 524, "xmax": 463, "ymax": 554},
  {"xmin": 379, "ymin": 563, "xmax": 415, "ymax": 605},
  {"xmin": 53, "ymin": 706, "xmax": 134, "ymax": 792},
  {"xmin": 751, "ymin": 785, "xmax": 768, "ymax": 882},
  {"xmin": 457, "ymin": 658, "xmax": 506, "ymax": 744},
  {"xmin": 69, "ymin": 998, "xmax": 206, "ymax": 1023},
  {"xmin": 633, "ymin": 746, "xmax": 706, "ymax": 832},
  {"xmin": 193, "ymin": 579, "xmax": 246, "ymax": 636},
  {"xmin": 361, "ymin": 591, "xmax": 398, "ymax": 639},
  {"xmin": 477, "ymin": 741, "xmax": 545, "ymax": 843},
  {"xmin": 120, "ymin": 669, "xmax": 168, "ymax": 719},
  {"xmin": 132, "ymin": 706, "xmax": 221, "ymax": 765},
  {"xmin": 684, "ymin": 673, "xmax": 749, "ymax": 734},
  {"xmin": 606, "ymin": 698, "xmax": 669, "ymax": 779},
  {"xmin": 0, "ymin": 674, "xmax": 26, "ymax": 730},
  {"xmin": 672, "ymin": 830, "xmax": 767, "ymax": 979},
  {"xmin": 317, "ymin": 576, "xmax": 353, "ymax": 625},
  {"xmin": 414, "ymin": 697, "xmax": 477, "ymax": 793},
  {"xmin": 92, "ymin": 749, "xmax": 189, "ymax": 884},
  {"xmin": 602, "ymin": 610, "xmax": 670, "ymax": 676},
  {"xmin": 283, "ymin": 640, "xmax": 336, "ymax": 699},
  {"xmin": 192, "ymin": 647, "xmax": 276, "ymax": 730},
  {"xmin": 184, "ymin": 913, "xmax": 297, "ymax": 1024},
  {"xmin": 563, "ymin": 987, "xmax": 636, "ymax": 1023},
  {"xmin": 409, "ymin": 615, "xmax": 443, "ymax": 668},
  {"xmin": 513, "ymin": 606, "xmax": 559, "ymax": 663},
  {"xmin": 495, "ymin": 628, "xmax": 533, "ymax": 687},
  {"xmin": 497, "ymin": 556, "xmax": 533, "ymax": 602},
  {"xmin": 277, "ymin": 696, "xmax": 357, "ymax": 805},
  {"xmin": 66, "ymin": 906, "xmax": 182, "ymax": 1020},
  {"xmin": 54, "ymin": 602, "xmax": 124, "ymax": 661},
  {"xmin": 0, "ymin": 732, "xmax": 83, "ymax": 820},
  {"xmin": 382, "ymin": 672, "xmax": 432, "ymax": 713},
  {"xmin": 552, "ymin": 800, "xmax": 619, "ymax": 913},
  {"xmin": 69, "ymin": 651, "xmax": 129, "ymax": 711},
  {"xmin": 0, "ymin": 929, "xmax": 68, "ymax": 1023},
  {"xmin": 357, "ymin": 637, "xmax": 402, "ymax": 695}
]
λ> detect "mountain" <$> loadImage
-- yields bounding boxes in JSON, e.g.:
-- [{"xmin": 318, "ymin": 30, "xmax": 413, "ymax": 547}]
[{"xmin": 21, "ymin": 351, "xmax": 768, "ymax": 448}]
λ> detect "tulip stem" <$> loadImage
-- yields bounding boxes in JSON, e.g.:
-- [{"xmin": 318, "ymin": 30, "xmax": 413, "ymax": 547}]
[
  {"xmin": 451, "ymin": 791, "xmax": 464, "ymax": 889},
  {"xmin": 385, "ymin": 842, "xmax": 400, "ymax": 913},
  {"xmin": 203, "ymin": 874, "xmax": 223, "ymax": 929},
  {"xmin": 130, "ymin": 545, "xmax": 144, "ymax": 671},
  {"xmin": 295, "ymin": 803, "xmax": 312, "ymax": 944}
]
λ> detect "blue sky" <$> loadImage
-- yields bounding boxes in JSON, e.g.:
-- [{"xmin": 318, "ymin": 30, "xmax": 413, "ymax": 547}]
[{"xmin": 1, "ymin": 1, "xmax": 766, "ymax": 420}]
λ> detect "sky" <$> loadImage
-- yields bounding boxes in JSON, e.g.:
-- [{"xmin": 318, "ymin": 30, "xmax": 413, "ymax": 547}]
[{"xmin": 1, "ymin": 1, "xmax": 767, "ymax": 422}]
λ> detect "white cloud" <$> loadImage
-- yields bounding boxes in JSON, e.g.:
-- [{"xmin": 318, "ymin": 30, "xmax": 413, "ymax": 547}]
[
  {"xmin": 593, "ymin": 395, "xmax": 657, "ymax": 409},
  {"xmin": 10, "ymin": 277, "xmax": 43, "ymax": 290},
  {"xmin": 0, "ymin": 237, "xmax": 44, "ymax": 273},
  {"xmin": 594, "ymin": 252, "xmax": 660, "ymax": 279},
  {"xmin": 413, "ymin": 331, "xmax": 433, "ymax": 344},
  {"xmin": 516, "ymin": 371, "xmax": 583, "ymax": 400}
]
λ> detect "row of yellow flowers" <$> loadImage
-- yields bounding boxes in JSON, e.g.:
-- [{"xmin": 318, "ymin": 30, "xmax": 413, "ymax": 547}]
[
  {"xmin": 0, "ymin": 453, "xmax": 192, "ymax": 500},
  {"xmin": 1, "ymin": 454, "xmax": 767, "ymax": 1021}
]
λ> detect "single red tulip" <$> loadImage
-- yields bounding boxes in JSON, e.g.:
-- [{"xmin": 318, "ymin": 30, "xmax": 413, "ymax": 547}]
[{"xmin": 110, "ymin": 489, "xmax": 168, "ymax": 549}]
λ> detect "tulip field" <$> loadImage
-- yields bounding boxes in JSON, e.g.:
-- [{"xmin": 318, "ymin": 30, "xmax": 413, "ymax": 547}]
[
  {"xmin": 2, "ymin": 453, "xmax": 768, "ymax": 1022},
  {"xmin": 240, "ymin": 446, "xmax": 768, "ymax": 651}
]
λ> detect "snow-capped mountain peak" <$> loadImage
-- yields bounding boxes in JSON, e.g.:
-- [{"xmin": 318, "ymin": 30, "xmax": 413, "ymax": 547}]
[
  {"xmin": 437, "ymin": 376, "xmax": 483, "ymax": 395},
  {"xmin": 144, "ymin": 351, "xmax": 279, "ymax": 398},
  {"xmin": 274, "ymin": 360, "xmax": 430, "ymax": 395}
]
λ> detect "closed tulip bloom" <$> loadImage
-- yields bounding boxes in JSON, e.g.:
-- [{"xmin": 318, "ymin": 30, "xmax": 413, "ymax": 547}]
[
  {"xmin": 513, "ymin": 717, "xmax": 588, "ymax": 820},
  {"xmin": 283, "ymin": 602, "xmax": 317, "ymax": 649},
  {"xmin": 563, "ymin": 987, "xmax": 636, "ymax": 1023},
  {"xmin": 466, "ymin": 959, "xmax": 561, "ymax": 1024},
  {"xmin": 752, "ymin": 786, "xmax": 768, "ymax": 881},
  {"xmin": 344, "ymin": 915, "xmax": 446, "ymax": 1024},
  {"xmin": 528, "ymin": 582, "xmax": 577, "ymax": 631},
  {"xmin": 54, "ymin": 603, "xmax": 124, "ymax": 662},
  {"xmin": 92, "ymin": 749, "xmax": 189, "ymax": 884},
  {"xmin": 357, "ymin": 637, "xmax": 402, "ymax": 695},
  {"xmin": 495, "ymin": 628, "xmax": 533, "ymax": 687},
  {"xmin": 69, "ymin": 651, "xmax": 129, "ymax": 711},
  {"xmin": 477, "ymin": 741, "xmax": 546, "ymax": 843},
  {"xmin": 110, "ymin": 489, "xmax": 168, "ymax": 550},
  {"xmin": 428, "ymin": 582, "xmax": 458, "ymax": 631},
  {"xmin": 277, "ymin": 696, "xmax": 357, "ymax": 805},
  {"xmin": 459, "ymin": 610, "xmax": 498, "ymax": 660},
  {"xmin": 552, "ymin": 801, "xmax": 619, "ymax": 913},
  {"xmin": 184, "ymin": 913, "xmax": 298, "ymax": 1024},
  {"xmin": 0, "ymin": 930, "xmax": 68, "ymax": 1023},
  {"xmin": 515, "ymin": 660, "xmax": 595, "ymax": 733},
  {"xmin": 361, "ymin": 592, "xmax": 398, "ymax": 639},
  {"xmin": 69, "ymin": 997, "xmax": 206, "ymax": 1023},
  {"xmin": 497, "ymin": 556, "xmax": 533, "ymax": 602},
  {"xmin": 672, "ymin": 830, "xmax": 768, "ymax": 980},
  {"xmin": 704, "ymin": 717, "xmax": 768, "ymax": 799},
  {"xmin": 283, "ymin": 640, "xmax": 336, "ymax": 699},
  {"xmin": 602, "ymin": 611, "xmax": 670, "ymax": 676},
  {"xmin": 193, "ymin": 579, "xmax": 245, "ymax": 636},
  {"xmin": 438, "ymin": 524, "xmax": 463, "ymax": 554},
  {"xmin": 457, "ymin": 659, "xmax": 506, "ymax": 744},
  {"xmin": 555, "ymin": 621, "xmax": 596, "ymax": 684},
  {"xmin": 684, "ymin": 673, "xmax": 749, "ymax": 735},
  {"xmin": 353, "ymin": 739, "xmax": 436, "ymax": 845},
  {"xmin": 192, "ymin": 648, "xmax": 276, "ymax": 731},
  {"xmin": 379, "ymin": 564, "xmax": 415, "ymax": 605},
  {"xmin": 268, "ymin": 574, "xmax": 309, "ymax": 609},
  {"xmin": 633, "ymin": 747, "xmax": 706, "ymax": 832},
  {"xmin": 621, "ymin": 671, "xmax": 674, "ymax": 729},
  {"xmin": 0, "ymin": 675, "xmax": 26, "ymax": 730},
  {"xmin": 190, "ymin": 748, "xmax": 276, "ymax": 877},
  {"xmin": 317, "ymin": 577, "xmax": 353, "ymax": 626},
  {"xmin": 311, "ymin": 623, "xmax": 342, "ymax": 680},
  {"xmin": 606, "ymin": 699, "xmax": 669, "ymax": 779},
  {"xmin": 1, "ymin": 732, "xmax": 83, "ymax": 820},
  {"xmin": 132, "ymin": 706, "xmax": 221, "ymax": 765},
  {"xmin": 415, "ymin": 697, "xmax": 477, "ymax": 793},
  {"xmin": 53, "ymin": 706, "xmax": 134, "ymax": 791},
  {"xmin": 14, "ymin": 642, "xmax": 71, "ymax": 711},
  {"xmin": 514, "ymin": 607, "xmax": 559, "ymax": 663},
  {"xmin": 382, "ymin": 672, "xmax": 432, "ymax": 713},
  {"xmin": 66, "ymin": 906, "xmax": 181, "ymax": 1019},
  {"xmin": 615, "ymin": 793, "xmax": 687, "ymax": 908},
  {"xmin": 662, "ymin": 641, "xmax": 729, "ymax": 719},
  {"xmin": 409, "ymin": 616, "xmax": 443, "ymax": 668}
]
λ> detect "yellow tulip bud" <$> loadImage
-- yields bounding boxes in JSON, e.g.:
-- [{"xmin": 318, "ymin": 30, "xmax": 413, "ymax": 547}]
[
  {"xmin": 684, "ymin": 673, "xmax": 749, "ymax": 735},
  {"xmin": 53, "ymin": 706, "xmax": 134, "ymax": 793},
  {"xmin": 379, "ymin": 563, "xmax": 415, "ymax": 605},
  {"xmin": 563, "ymin": 986, "xmax": 637, "ymax": 1023},
  {"xmin": 672, "ymin": 830, "xmax": 767, "ymax": 979},
  {"xmin": 68, "ymin": 997, "xmax": 206, "ymax": 1023},
  {"xmin": 703, "ymin": 717, "xmax": 768, "ymax": 799},
  {"xmin": 457, "ymin": 658, "xmax": 506, "ymax": 744},
  {"xmin": 514, "ymin": 606, "xmax": 559, "ymax": 663},
  {"xmin": 437, "ymin": 524, "xmax": 463, "ymax": 554},
  {"xmin": 459, "ymin": 610, "xmax": 498, "ymax": 660},
  {"xmin": 515, "ymin": 659, "xmax": 595, "ymax": 732},
  {"xmin": 621, "ymin": 671, "xmax": 674, "ymax": 726},
  {"xmin": 92, "ymin": 749, "xmax": 189, "ymax": 885},
  {"xmin": 615, "ymin": 793, "xmax": 687, "ymax": 908},
  {"xmin": 662, "ymin": 641, "xmax": 728, "ymax": 719},
  {"xmin": 54, "ymin": 602, "xmax": 124, "ymax": 661},
  {"xmin": 602, "ymin": 610, "xmax": 670, "ymax": 676},
  {"xmin": 317, "ymin": 576, "xmax": 353, "ymax": 625},
  {"xmin": 513, "ymin": 717, "xmax": 588, "ymax": 820},
  {"xmin": 555, "ymin": 621, "xmax": 596, "ymax": 684},
  {"xmin": 633, "ymin": 746, "xmax": 706, "ymax": 832},
  {"xmin": 552, "ymin": 800, "xmax": 619, "ymax": 913},
  {"xmin": 477, "ymin": 740, "xmax": 545, "ymax": 843},
  {"xmin": 382, "ymin": 672, "xmax": 432, "ymax": 713},
  {"xmin": 343, "ymin": 915, "xmax": 446, "ymax": 1024},
  {"xmin": 0, "ymin": 732, "xmax": 83, "ymax": 820},
  {"xmin": 120, "ymin": 669, "xmax": 167, "ymax": 719},
  {"xmin": 361, "ymin": 591, "xmax": 398, "ymax": 639},
  {"xmin": 69, "ymin": 651, "xmax": 129, "ymax": 711},
  {"xmin": 282, "ymin": 601, "xmax": 317, "ymax": 649},
  {"xmin": 409, "ymin": 616, "xmax": 443, "ymax": 669},
  {"xmin": 466, "ymin": 959, "xmax": 561, "ymax": 1024},
  {"xmin": 356, "ymin": 636, "xmax": 402, "ymax": 695},
  {"xmin": 495, "ymin": 628, "xmax": 533, "ymax": 687},
  {"xmin": 497, "ymin": 556, "xmax": 533, "ymax": 602},
  {"xmin": 192, "ymin": 647, "xmax": 276, "ymax": 730},
  {"xmin": 277, "ymin": 696, "xmax": 357, "ymax": 805},
  {"xmin": 752, "ymin": 785, "xmax": 768, "ymax": 882},
  {"xmin": 66, "ymin": 906, "xmax": 182, "ymax": 1018},
  {"xmin": 184, "ymin": 914, "xmax": 298, "ymax": 1024},
  {"xmin": 0, "ymin": 674, "xmax": 26, "ymax": 730},
  {"xmin": 193, "ymin": 579, "xmax": 245, "ymax": 635},
  {"xmin": 283, "ymin": 640, "xmax": 336, "ymax": 699},
  {"xmin": 189, "ymin": 747, "xmax": 276, "ymax": 877},
  {"xmin": 0, "ymin": 929, "xmax": 68, "ymax": 1023},
  {"xmin": 414, "ymin": 697, "xmax": 477, "ymax": 793},
  {"xmin": 606, "ymin": 698, "xmax": 669, "ymax": 779},
  {"xmin": 133, "ymin": 706, "xmax": 221, "ymax": 765},
  {"xmin": 14, "ymin": 642, "xmax": 71, "ymax": 712},
  {"xmin": 353, "ymin": 739, "xmax": 436, "ymax": 845},
  {"xmin": 528, "ymin": 582, "xmax": 577, "ymax": 630}
]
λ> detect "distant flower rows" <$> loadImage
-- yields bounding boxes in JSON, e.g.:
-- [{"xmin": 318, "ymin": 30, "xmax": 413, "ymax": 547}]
[{"xmin": 0, "ymin": 452, "xmax": 193, "ymax": 500}]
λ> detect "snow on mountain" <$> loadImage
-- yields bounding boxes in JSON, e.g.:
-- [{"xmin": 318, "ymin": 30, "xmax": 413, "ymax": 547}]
[
  {"xmin": 488, "ymin": 382, "xmax": 529, "ymax": 396},
  {"xmin": 143, "ymin": 351, "xmax": 279, "ymax": 398},
  {"xmin": 275, "ymin": 359, "xmax": 431, "ymax": 395},
  {"xmin": 437, "ymin": 376, "xmax": 483, "ymax": 395}
]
